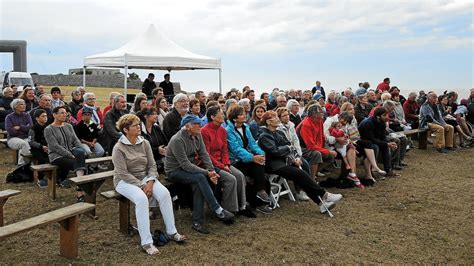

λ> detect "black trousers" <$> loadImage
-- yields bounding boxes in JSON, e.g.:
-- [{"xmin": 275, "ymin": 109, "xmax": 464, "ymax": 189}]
[
  {"xmin": 234, "ymin": 161, "xmax": 268, "ymax": 207},
  {"xmin": 51, "ymin": 147, "xmax": 87, "ymax": 182},
  {"xmin": 273, "ymin": 165, "xmax": 326, "ymax": 204}
]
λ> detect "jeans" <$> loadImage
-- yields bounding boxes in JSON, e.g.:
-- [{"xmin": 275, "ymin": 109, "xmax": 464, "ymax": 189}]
[
  {"xmin": 167, "ymin": 169, "xmax": 221, "ymax": 225},
  {"xmin": 115, "ymin": 180, "xmax": 177, "ymax": 246},
  {"xmin": 51, "ymin": 147, "xmax": 87, "ymax": 181},
  {"xmin": 79, "ymin": 142, "xmax": 105, "ymax": 158}
]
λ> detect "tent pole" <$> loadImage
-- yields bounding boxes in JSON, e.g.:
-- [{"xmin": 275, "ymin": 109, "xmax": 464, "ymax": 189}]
[
  {"xmin": 218, "ymin": 68, "xmax": 222, "ymax": 94},
  {"xmin": 124, "ymin": 54, "xmax": 128, "ymax": 97},
  {"xmin": 82, "ymin": 66, "xmax": 86, "ymax": 89}
]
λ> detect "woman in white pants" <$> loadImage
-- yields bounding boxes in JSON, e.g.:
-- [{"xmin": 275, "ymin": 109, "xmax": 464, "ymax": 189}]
[
  {"xmin": 112, "ymin": 114, "xmax": 186, "ymax": 256},
  {"xmin": 5, "ymin": 99, "xmax": 32, "ymax": 165}
]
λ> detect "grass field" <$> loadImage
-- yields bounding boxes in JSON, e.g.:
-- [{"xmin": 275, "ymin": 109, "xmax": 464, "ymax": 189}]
[{"xmin": 0, "ymin": 87, "xmax": 473, "ymax": 263}]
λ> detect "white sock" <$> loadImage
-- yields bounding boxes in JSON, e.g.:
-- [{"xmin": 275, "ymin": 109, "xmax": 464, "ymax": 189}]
[
  {"xmin": 76, "ymin": 170, "xmax": 85, "ymax": 176},
  {"xmin": 215, "ymin": 207, "xmax": 224, "ymax": 215}
]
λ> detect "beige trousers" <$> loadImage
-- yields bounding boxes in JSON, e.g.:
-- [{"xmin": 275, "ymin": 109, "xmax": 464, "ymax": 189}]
[{"xmin": 428, "ymin": 123, "xmax": 454, "ymax": 148}]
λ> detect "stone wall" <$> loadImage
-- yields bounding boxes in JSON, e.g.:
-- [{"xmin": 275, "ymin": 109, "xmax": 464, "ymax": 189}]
[{"xmin": 32, "ymin": 74, "xmax": 143, "ymax": 89}]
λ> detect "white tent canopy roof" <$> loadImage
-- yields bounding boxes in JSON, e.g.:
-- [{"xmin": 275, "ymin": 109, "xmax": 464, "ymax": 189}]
[{"xmin": 84, "ymin": 25, "xmax": 221, "ymax": 70}]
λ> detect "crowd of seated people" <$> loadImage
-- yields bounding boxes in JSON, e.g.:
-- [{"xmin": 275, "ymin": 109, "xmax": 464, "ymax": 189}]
[{"xmin": 1, "ymin": 80, "xmax": 473, "ymax": 256}]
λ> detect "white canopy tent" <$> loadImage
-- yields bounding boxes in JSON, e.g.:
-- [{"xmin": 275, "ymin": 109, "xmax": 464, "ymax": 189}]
[{"xmin": 83, "ymin": 24, "xmax": 222, "ymax": 96}]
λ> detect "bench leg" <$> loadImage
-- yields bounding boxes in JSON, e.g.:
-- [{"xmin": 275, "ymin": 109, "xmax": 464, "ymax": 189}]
[
  {"xmin": 0, "ymin": 199, "xmax": 6, "ymax": 227},
  {"xmin": 418, "ymin": 131, "xmax": 428, "ymax": 150},
  {"xmin": 79, "ymin": 180, "xmax": 105, "ymax": 219},
  {"xmin": 46, "ymin": 170, "xmax": 57, "ymax": 200},
  {"xmin": 12, "ymin": 150, "xmax": 18, "ymax": 165},
  {"xmin": 119, "ymin": 197, "xmax": 130, "ymax": 235},
  {"xmin": 59, "ymin": 215, "xmax": 79, "ymax": 258}
]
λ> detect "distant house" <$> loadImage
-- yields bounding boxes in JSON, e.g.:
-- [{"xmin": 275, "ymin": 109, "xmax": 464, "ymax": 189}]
[{"xmin": 69, "ymin": 68, "xmax": 122, "ymax": 76}]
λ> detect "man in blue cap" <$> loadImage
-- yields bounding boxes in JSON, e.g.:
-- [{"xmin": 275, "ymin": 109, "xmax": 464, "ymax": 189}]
[{"xmin": 165, "ymin": 114, "xmax": 235, "ymax": 234}]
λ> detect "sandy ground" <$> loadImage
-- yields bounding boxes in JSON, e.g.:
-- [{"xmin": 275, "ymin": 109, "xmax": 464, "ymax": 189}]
[{"xmin": 0, "ymin": 140, "xmax": 473, "ymax": 264}]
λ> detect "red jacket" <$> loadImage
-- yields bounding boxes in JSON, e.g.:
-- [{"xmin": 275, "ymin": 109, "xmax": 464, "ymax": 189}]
[
  {"xmin": 297, "ymin": 117, "xmax": 330, "ymax": 155},
  {"xmin": 201, "ymin": 122, "xmax": 230, "ymax": 169},
  {"xmin": 102, "ymin": 104, "xmax": 113, "ymax": 117},
  {"xmin": 403, "ymin": 99, "xmax": 419, "ymax": 122},
  {"xmin": 376, "ymin": 82, "xmax": 390, "ymax": 92}
]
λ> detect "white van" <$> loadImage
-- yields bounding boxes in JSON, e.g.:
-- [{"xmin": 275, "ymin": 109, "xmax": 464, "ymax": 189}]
[{"xmin": 1, "ymin": 71, "xmax": 34, "ymax": 92}]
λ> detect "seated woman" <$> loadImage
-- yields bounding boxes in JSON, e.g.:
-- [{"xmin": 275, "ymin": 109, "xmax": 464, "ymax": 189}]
[
  {"xmin": 44, "ymin": 106, "xmax": 87, "ymax": 187},
  {"xmin": 19, "ymin": 86, "xmax": 39, "ymax": 112},
  {"xmin": 202, "ymin": 106, "xmax": 255, "ymax": 218},
  {"xmin": 226, "ymin": 105, "xmax": 271, "ymax": 214},
  {"xmin": 155, "ymin": 96, "xmax": 169, "ymax": 129},
  {"xmin": 113, "ymin": 114, "xmax": 186, "ymax": 256},
  {"xmin": 28, "ymin": 109, "xmax": 49, "ymax": 188},
  {"xmin": 248, "ymin": 104, "xmax": 266, "ymax": 139},
  {"xmin": 5, "ymin": 99, "xmax": 32, "ymax": 165},
  {"xmin": 131, "ymin": 93, "xmax": 148, "ymax": 114},
  {"xmin": 137, "ymin": 107, "xmax": 168, "ymax": 173},
  {"xmin": 438, "ymin": 94, "xmax": 472, "ymax": 147},
  {"xmin": 189, "ymin": 99, "xmax": 201, "ymax": 117},
  {"xmin": 258, "ymin": 111, "xmax": 343, "ymax": 214},
  {"xmin": 74, "ymin": 108, "xmax": 105, "ymax": 159}
]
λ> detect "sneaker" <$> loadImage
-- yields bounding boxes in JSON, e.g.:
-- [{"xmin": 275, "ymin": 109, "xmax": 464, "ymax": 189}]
[
  {"xmin": 256, "ymin": 190, "xmax": 271, "ymax": 203},
  {"xmin": 237, "ymin": 208, "xmax": 257, "ymax": 218},
  {"xmin": 192, "ymin": 223, "xmax": 209, "ymax": 234},
  {"xmin": 37, "ymin": 179, "xmax": 48, "ymax": 189},
  {"xmin": 317, "ymin": 172, "xmax": 326, "ymax": 177},
  {"xmin": 59, "ymin": 179, "xmax": 71, "ymax": 188},
  {"xmin": 256, "ymin": 205, "xmax": 273, "ymax": 214},
  {"xmin": 319, "ymin": 201, "xmax": 336, "ymax": 214},
  {"xmin": 436, "ymin": 148, "xmax": 448, "ymax": 153},
  {"xmin": 97, "ymin": 163, "xmax": 109, "ymax": 171},
  {"xmin": 295, "ymin": 190, "xmax": 310, "ymax": 201},
  {"xmin": 325, "ymin": 192, "xmax": 343, "ymax": 203},
  {"xmin": 216, "ymin": 209, "xmax": 235, "ymax": 223}
]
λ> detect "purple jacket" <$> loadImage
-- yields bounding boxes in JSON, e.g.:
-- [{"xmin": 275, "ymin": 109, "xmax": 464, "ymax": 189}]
[{"xmin": 5, "ymin": 112, "xmax": 33, "ymax": 139}]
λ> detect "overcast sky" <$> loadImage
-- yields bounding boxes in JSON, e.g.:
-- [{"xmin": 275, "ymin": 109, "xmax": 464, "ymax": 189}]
[{"xmin": 0, "ymin": 0, "xmax": 473, "ymax": 96}]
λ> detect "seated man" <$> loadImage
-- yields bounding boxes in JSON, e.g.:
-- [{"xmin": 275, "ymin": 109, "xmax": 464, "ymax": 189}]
[
  {"xmin": 30, "ymin": 94, "xmax": 54, "ymax": 125},
  {"xmin": 102, "ymin": 94, "xmax": 129, "ymax": 154},
  {"xmin": 165, "ymin": 114, "xmax": 235, "ymax": 234},
  {"xmin": 358, "ymin": 107, "xmax": 400, "ymax": 177},
  {"xmin": 296, "ymin": 104, "xmax": 337, "ymax": 180},
  {"xmin": 419, "ymin": 92, "xmax": 455, "ymax": 153},
  {"xmin": 162, "ymin": 93, "xmax": 189, "ymax": 140}
]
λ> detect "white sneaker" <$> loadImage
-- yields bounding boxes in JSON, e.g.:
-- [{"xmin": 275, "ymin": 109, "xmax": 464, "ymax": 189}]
[
  {"xmin": 317, "ymin": 172, "xmax": 326, "ymax": 177},
  {"xmin": 325, "ymin": 192, "xmax": 343, "ymax": 203},
  {"xmin": 295, "ymin": 191, "xmax": 310, "ymax": 201},
  {"xmin": 98, "ymin": 163, "xmax": 109, "ymax": 171},
  {"xmin": 319, "ymin": 201, "xmax": 336, "ymax": 213}
]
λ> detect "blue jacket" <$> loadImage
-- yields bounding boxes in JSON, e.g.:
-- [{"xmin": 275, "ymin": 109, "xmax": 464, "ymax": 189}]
[{"xmin": 226, "ymin": 121, "xmax": 264, "ymax": 164}]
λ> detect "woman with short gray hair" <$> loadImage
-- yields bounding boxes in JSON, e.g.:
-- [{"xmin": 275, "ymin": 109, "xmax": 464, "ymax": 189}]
[
  {"xmin": 77, "ymin": 92, "xmax": 104, "ymax": 128},
  {"xmin": 5, "ymin": 99, "xmax": 33, "ymax": 165}
]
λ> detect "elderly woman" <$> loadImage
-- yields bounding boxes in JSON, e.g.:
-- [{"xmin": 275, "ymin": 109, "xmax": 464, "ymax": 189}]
[
  {"xmin": 403, "ymin": 92, "xmax": 420, "ymax": 129},
  {"xmin": 155, "ymin": 96, "xmax": 169, "ymax": 129},
  {"xmin": 202, "ymin": 106, "xmax": 255, "ymax": 218},
  {"xmin": 258, "ymin": 111, "xmax": 343, "ymax": 214},
  {"xmin": 5, "ymin": 99, "xmax": 33, "ymax": 165},
  {"xmin": 19, "ymin": 87, "xmax": 39, "ymax": 112},
  {"xmin": 226, "ymin": 105, "xmax": 271, "ymax": 214},
  {"xmin": 77, "ymin": 92, "xmax": 104, "ymax": 128},
  {"xmin": 438, "ymin": 94, "xmax": 472, "ymax": 146},
  {"xmin": 137, "ymin": 107, "xmax": 168, "ymax": 173},
  {"xmin": 248, "ymin": 104, "xmax": 266, "ymax": 140},
  {"xmin": 44, "ymin": 106, "xmax": 87, "ymax": 188},
  {"xmin": 113, "ymin": 114, "xmax": 186, "ymax": 256},
  {"xmin": 238, "ymin": 98, "xmax": 252, "ymax": 122},
  {"xmin": 286, "ymin": 99, "xmax": 302, "ymax": 127},
  {"xmin": 68, "ymin": 89, "xmax": 83, "ymax": 118}
]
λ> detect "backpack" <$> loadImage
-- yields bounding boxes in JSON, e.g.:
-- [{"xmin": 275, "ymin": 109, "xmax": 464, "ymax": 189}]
[{"xmin": 6, "ymin": 163, "xmax": 33, "ymax": 183}]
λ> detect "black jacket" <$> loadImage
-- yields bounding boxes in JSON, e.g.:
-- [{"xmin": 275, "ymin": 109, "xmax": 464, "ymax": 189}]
[
  {"xmin": 142, "ymin": 78, "xmax": 157, "ymax": 98},
  {"xmin": 159, "ymin": 81, "xmax": 174, "ymax": 97},
  {"xmin": 75, "ymin": 121, "xmax": 99, "ymax": 142},
  {"xmin": 28, "ymin": 123, "xmax": 47, "ymax": 150},
  {"xmin": 141, "ymin": 123, "xmax": 168, "ymax": 162},
  {"xmin": 258, "ymin": 127, "xmax": 296, "ymax": 173},
  {"xmin": 162, "ymin": 108, "xmax": 182, "ymax": 140},
  {"xmin": 358, "ymin": 116, "xmax": 389, "ymax": 148},
  {"xmin": 68, "ymin": 100, "xmax": 83, "ymax": 119}
]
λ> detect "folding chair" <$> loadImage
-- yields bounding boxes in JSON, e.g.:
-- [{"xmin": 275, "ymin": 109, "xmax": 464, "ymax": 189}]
[{"xmin": 267, "ymin": 174, "xmax": 295, "ymax": 209}]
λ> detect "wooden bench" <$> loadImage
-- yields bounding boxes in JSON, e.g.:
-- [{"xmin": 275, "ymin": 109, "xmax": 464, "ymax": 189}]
[
  {"xmin": 397, "ymin": 128, "xmax": 428, "ymax": 150},
  {"xmin": 31, "ymin": 156, "xmax": 113, "ymax": 200},
  {"xmin": 0, "ymin": 203, "xmax": 95, "ymax": 258},
  {"xmin": 0, "ymin": 189, "xmax": 21, "ymax": 226},
  {"xmin": 100, "ymin": 179, "xmax": 174, "ymax": 235},
  {"xmin": 69, "ymin": 170, "xmax": 115, "ymax": 218}
]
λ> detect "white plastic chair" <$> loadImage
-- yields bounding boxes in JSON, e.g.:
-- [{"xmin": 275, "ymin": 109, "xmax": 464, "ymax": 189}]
[{"xmin": 267, "ymin": 174, "xmax": 295, "ymax": 209}]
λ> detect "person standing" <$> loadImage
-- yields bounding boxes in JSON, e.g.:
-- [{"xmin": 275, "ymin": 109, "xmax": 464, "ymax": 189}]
[
  {"xmin": 141, "ymin": 73, "xmax": 156, "ymax": 100},
  {"xmin": 159, "ymin": 73, "xmax": 174, "ymax": 104}
]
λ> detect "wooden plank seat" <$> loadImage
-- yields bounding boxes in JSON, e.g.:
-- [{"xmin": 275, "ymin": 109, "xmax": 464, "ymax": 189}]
[
  {"xmin": 0, "ymin": 189, "xmax": 21, "ymax": 226},
  {"xmin": 0, "ymin": 203, "xmax": 95, "ymax": 258},
  {"xmin": 31, "ymin": 156, "xmax": 113, "ymax": 200},
  {"xmin": 100, "ymin": 179, "xmax": 175, "ymax": 235},
  {"xmin": 396, "ymin": 128, "xmax": 428, "ymax": 150},
  {"xmin": 69, "ymin": 170, "xmax": 115, "ymax": 218}
]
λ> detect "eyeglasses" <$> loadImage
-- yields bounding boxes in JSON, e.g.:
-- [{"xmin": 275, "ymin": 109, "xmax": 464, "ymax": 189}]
[
  {"xmin": 128, "ymin": 123, "xmax": 141, "ymax": 128},
  {"xmin": 87, "ymin": 98, "xmax": 96, "ymax": 100}
]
